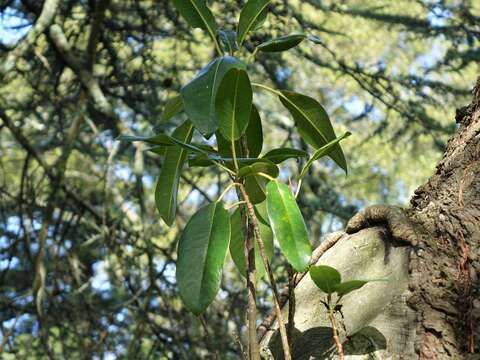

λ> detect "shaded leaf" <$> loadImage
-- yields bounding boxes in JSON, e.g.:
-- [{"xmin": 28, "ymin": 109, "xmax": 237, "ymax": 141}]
[
  {"xmin": 160, "ymin": 95, "xmax": 183, "ymax": 123},
  {"xmin": 216, "ymin": 68, "xmax": 252, "ymax": 140},
  {"xmin": 262, "ymin": 148, "xmax": 308, "ymax": 164},
  {"xmin": 266, "ymin": 180, "xmax": 312, "ymax": 271},
  {"xmin": 171, "ymin": 0, "xmax": 218, "ymax": 45},
  {"xmin": 279, "ymin": 90, "xmax": 347, "ymax": 172},
  {"xmin": 229, "ymin": 208, "xmax": 273, "ymax": 280},
  {"xmin": 238, "ymin": 159, "xmax": 278, "ymax": 178},
  {"xmin": 155, "ymin": 121, "xmax": 193, "ymax": 226},
  {"xmin": 237, "ymin": 0, "xmax": 271, "ymax": 45},
  {"xmin": 309, "ymin": 265, "xmax": 341, "ymax": 294},
  {"xmin": 257, "ymin": 33, "xmax": 306, "ymax": 52},
  {"xmin": 176, "ymin": 202, "xmax": 230, "ymax": 315},
  {"xmin": 181, "ymin": 56, "xmax": 245, "ymax": 135},
  {"xmin": 300, "ymin": 132, "xmax": 351, "ymax": 178},
  {"xmin": 245, "ymin": 105, "xmax": 263, "ymax": 157}
]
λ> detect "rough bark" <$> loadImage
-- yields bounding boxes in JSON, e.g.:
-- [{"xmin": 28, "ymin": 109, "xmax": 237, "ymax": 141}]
[{"xmin": 261, "ymin": 79, "xmax": 480, "ymax": 359}]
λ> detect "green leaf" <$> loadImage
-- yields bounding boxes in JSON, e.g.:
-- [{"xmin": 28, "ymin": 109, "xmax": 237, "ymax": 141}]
[
  {"xmin": 309, "ymin": 265, "xmax": 342, "ymax": 294},
  {"xmin": 216, "ymin": 68, "xmax": 252, "ymax": 140},
  {"xmin": 160, "ymin": 95, "xmax": 183, "ymax": 123},
  {"xmin": 253, "ymin": 200, "xmax": 269, "ymax": 226},
  {"xmin": 176, "ymin": 202, "xmax": 230, "ymax": 315},
  {"xmin": 218, "ymin": 30, "xmax": 238, "ymax": 53},
  {"xmin": 171, "ymin": 0, "xmax": 218, "ymax": 47},
  {"xmin": 245, "ymin": 105, "xmax": 263, "ymax": 157},
  {"xmin": 215, "ymin": 104, "xmax": 262, "ymax": 160},
  {"xmin": 238, "ymin": 159, "xmax": 278, "ymax": 178},
  {"xmin": 262, "ymin": 148, "xmax": 308, "ymax": 164},
  {"xmin": 278, "ymin": 90, "xmax": 347, "ymax": 172},
  {"xmin": 300, "ymin": 132, "xmax": 351, "ymax": 178},
  {"xmin": 335, "ymin": 280, "xmax": 368, "ymax": 297},
  {"xmin": 266, "ymin": 180, "xmax": 312, "ymax": 271},
  {"xmin": 181, "ymin": 56, "xmax": 245, "ymax": 135},
  {"xmin": 155, "ymin": 121, "xmax": 193, "ymax": 226},
  {"xmin": 257, "ymin": 33, "xmax": 306, "ymax": 52},
  {"xmin": 229, "ymin": 208, "xmax": 273, "ymax": 280},
  {"xmin": 245, "ymin": 175, "xmax": 267, "ymax": 204},
  {"xmin": 237, "ymin": 0, "xmax": 271, "ymax": 45}
]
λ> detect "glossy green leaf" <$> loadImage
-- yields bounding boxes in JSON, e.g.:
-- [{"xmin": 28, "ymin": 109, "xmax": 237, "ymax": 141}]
[
  {"xmin": 229, "ymin": 208, "xmax": 273, "ymax": 280},
  {"xmin": 245, "ymin": 105, "xmax": 263, "ymax": 157},
  {"xmin": 216, "ymin": 104, "xmax": 262, "ymax": 160},
  {"xmin": 245, "ymin": 175, "xmax": 267, "ymax": 204},
  {"xmin": 300, "ymin": 132, "xmax": 351, "ymax": 178},
  {"xmin": 218, "ymin": 30, "xmax": 238, "ymax": 53},
  {"xmin": 176, "ymin": 202, "xmax": 230, "ymax": 315},
  {"xmin": 237, "ymin": 0, "xmax": 271, "ymax": 45},
  {"xmin": 309, "ymin": 265, "xmax": 341, "ymax": 294},
  {"xmin": 266, "ymin": 180, "xmax": 312, "ymax": 271},
  {"xmin": 279, "ymin": 90, "xmax": 347, "ymax": 172},
  {"xmin": 216, "ymin": 68, "xmax": 252, "ymax": 140},
  {"xmin": 238, "ymin": 159, "xmax": 278, "ymax": 178},
  {"xmin": 171, "ymin": 0, "xmax": 218, "ymax": 45},
  {"xmin": 335, "ymin": 280, "xmax": 368, "ymax": 297},
  {"xmin": 181, "ymin": 56, "xmax": 245, "ymax": 135},
  {"xmin": 253, "ymin": 200, "xmax": 269, "ymax": 226},
  {"xmin": 160, "ymin": 95, "xmax": 183, "ymax": 123},
  {"xmin": 155, "ymin": 121, "xmax": 193, "ymax": 226},
  {"xmin": 257, "ymin": 33, "xmax": 306, "ymax": 52},
  {"xmin": 262, "ymin": 148, "xmax": 308, "ymax": 164}
]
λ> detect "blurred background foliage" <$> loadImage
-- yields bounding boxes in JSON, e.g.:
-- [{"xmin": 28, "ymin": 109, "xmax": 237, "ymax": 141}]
[{"xmin": 0, "ymin": 0, "xmax": 478, "ymax": 358}]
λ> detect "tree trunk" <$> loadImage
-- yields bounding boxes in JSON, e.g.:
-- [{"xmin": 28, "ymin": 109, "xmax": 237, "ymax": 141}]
[{"xmin": 261, "ymin": 79, "xmax": 480, "ymax": 359}]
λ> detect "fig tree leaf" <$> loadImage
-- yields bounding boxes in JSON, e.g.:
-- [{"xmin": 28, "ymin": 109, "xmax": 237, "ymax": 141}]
[
  {"xmin": 279, "ymin": 90, "xmax": 347, "ymax": 172},
  {"xmin": 171, "ymin": 0, "xmax": 218, "ymax": 45},
  {"xmin": 266, "ymin": 180, "xmax": 312, "ymax": 271},
  {"xmin": 300, "ymin": 132, "xmax": 351, "ymax": 178},
  {"xmin": 335, "ymin": 280, "xmax": 368, "ymax": 297},
  {"xmin": 155, "ymin": 121, "xmax": 193, "ymax": 226},
  {"xmin": 237, "ymin": 0, "xmax": 271, "ymax": 45},
  {"xmin": 160, "ymin": 95, "xmax": 183, "ymax": 123},
  {"xmin": 257, "ymin": 33, "xmax": 306, "ymax": 52},
  {"xmin": 181, "ymin": 56, "xmax": 245, "ymax": 135},
  {"xmin": 216, "ymin": 68, "xmax": 252, "ymax": 140},
  {"xmin": 262, "ymin": 148, "xmax": 308, "ymax": 164},
  {"xmin": 238, "ymin": 159, "xmax": 279, "ymax": 178},
  {"xmin": 176, "ymin": 202, "xmax": 230, "ymax": 315},
  {"xmin": 309, "ymin": 265, "xmax": 342, "ymax": 294}
]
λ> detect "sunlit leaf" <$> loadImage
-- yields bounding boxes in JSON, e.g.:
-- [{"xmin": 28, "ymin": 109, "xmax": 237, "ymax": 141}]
[
  {"xmin": 334, "ymin": 280, "xmax": 368, "ymax": 297},
  {"xmin": 176, "ymin": 202, "xmax": 230, "ymax": 315},
  {"xmin": 238, "ymin": 159, "xmax": 278, "ymax": 178},
  {"xmin": 266, "ymin": 180, "xmax": 311, "ymax": 271},
  {"xmin": 309, "ymin": 265, "xmax": 341, "ymax": 294}
]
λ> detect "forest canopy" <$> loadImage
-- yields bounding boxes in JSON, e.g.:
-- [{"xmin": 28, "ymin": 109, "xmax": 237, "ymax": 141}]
[{"xmin": 0, "ymin": 0, "xmax": 478, "ymax": 358}]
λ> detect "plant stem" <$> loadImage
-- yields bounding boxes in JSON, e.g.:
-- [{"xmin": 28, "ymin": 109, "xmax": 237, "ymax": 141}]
[
  {"xmin": 238, "ymin": 184, "xmax": 292, "ymax": 360},
  {"xmin": 198, "ymin": 315, "xmax": 220, "ymax": 360},
  {"xmin": 287, "ymin": 265, "xmax": 296, "ymax": 347},
  {"xmin": 327, "ymin": 296, "xmax": 344, "ymax": 360}
]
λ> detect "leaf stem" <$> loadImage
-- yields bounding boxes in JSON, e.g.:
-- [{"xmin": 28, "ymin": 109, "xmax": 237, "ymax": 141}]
[
  {"xmin": 217, "ymin": 182, "xmax": 241, "ymax": 202},
  {"xmin": 327, "ymin": 295, "xmax": 344, "ymax": 360},
  {"xmin": 238, "ymin": 184, "xmax": 292, "ymax": 360}
]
